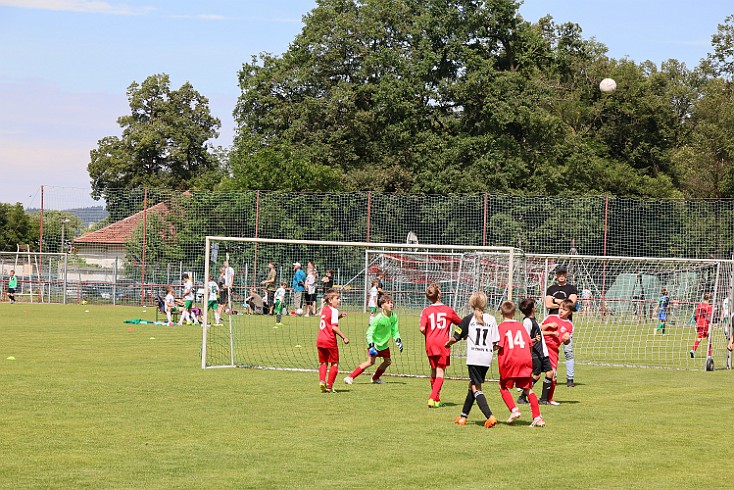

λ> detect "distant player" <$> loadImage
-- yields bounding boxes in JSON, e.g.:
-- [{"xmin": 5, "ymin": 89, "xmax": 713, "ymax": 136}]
[
  {"xmin": 540, "ymin": 299, "xmax": 574, "ymax": 405},
  {"xmin": 344, "ymin": 294, "xmax": 403, "ymax": 385},
  {"xmin": 206, "ymin": 274, "xmax": 221, "ymax": 326},
  {"xmin": 368, "ymin": 280, "xmax": 379, "ymax": 320},
  {"xmin": 274, "ymin": 281, "xmax": 287, "ymax": 326},
  {"xmin": 516, "ymin": 298, "xmax": 554, "ymax": 406},
  {"xmin": 7, "ymin": 269, "xmax": 17, "ymax": 303},
  {"xmin": 655, "ymin": 288, "xmax": 670, "ymax": 335},
  {"xmin": 419, "ymin": 283, "xmax": 462, "ymax": 408},
  {"xmin": 445, "ymin": 292, "xmax": 500, "ymax": 428},
  {"xmin": 164, "ymin": 285, "xmax": 178, "ymax": 326},
  {"xmin": 496, "ymin": 301, "xmax": 545, "ymax": 427},
  {"xmin": 690, "ymin": 293, "xmax": 713, "ymax": 358},
  {"xmin": 317, "ymin": 289, "xmax": 349, "ymax": 393},
  {"xmin": 178, "ymin": 273, "xmax": 198, "ymax": 325}
]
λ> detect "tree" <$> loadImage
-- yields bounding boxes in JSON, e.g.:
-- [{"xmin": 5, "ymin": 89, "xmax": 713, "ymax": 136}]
[
  {"xmin": 0, "ymin": 203, "xmax": 32, "ymax": 251},
  {"xmin": 88, "ymin": 74, "xmax": 221, "ymax": 219}
]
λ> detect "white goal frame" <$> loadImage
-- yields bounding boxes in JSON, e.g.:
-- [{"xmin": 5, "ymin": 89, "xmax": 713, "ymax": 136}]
[{"xmin": 201, "ymin": 237, "xmax": 521, "ymax": 369}]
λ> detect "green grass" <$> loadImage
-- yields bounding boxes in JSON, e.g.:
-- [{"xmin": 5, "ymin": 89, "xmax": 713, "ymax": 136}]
[{"xmin": 1, "ymin": 303, "xmax": 732, "ymax": 488}]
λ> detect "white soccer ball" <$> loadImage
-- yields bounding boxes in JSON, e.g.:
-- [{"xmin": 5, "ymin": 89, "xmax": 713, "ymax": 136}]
[
  {"xmin": 295, "ymin": 308, "xmax": 304, "ymax": 316},
  {"xmin": 599, "ymin": 78, "xmax": 617, "ymax": 93}
]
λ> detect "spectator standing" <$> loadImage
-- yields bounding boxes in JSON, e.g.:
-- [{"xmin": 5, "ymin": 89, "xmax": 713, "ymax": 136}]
[
  {"xmin": 544, "ymin": 264, "xmax": 578, "ymax": 387},
  {"xmin": 261, "ymin": 262, "xmax": 278, "ymax": 315},
  {"xmin": 292, "ymin": 262, "xmax": 306, "ymax": 310}
]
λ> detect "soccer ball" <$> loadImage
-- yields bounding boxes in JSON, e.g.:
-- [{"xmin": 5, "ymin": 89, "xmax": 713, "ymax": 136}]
[
  {"xmin": 81, "ymin": 300, "xmax": 88, "ymax": 305},
  {"xmin": 295, "ymin": 308, "xmax": 304, "ymax": 316},
  {"xmin": 599, "ymin": 78, "xmax": 617, "ymax": 93}
]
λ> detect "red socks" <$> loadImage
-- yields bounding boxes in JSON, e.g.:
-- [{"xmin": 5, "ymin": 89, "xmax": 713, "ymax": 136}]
[
  {"xmin": 350, "ymin": 366, "xmax": 365, "ymax": 379},
  {"xmin": 319, "ymin": 364, "xmax": 327, "ymax": 382},
  {"xmin": 528, "ymin": 392, "xmax": 541, "ymax": 419},
  {"xmin": 430, "ymin": 377, "xmax": 444, "ymax": 401},
  {"xmin": 327, "ymin": 364, "xmax": 339, "ymax": 389},
  {"xmin": 499, "ymin": 388, "xmax": 517, "ymax": 412}
]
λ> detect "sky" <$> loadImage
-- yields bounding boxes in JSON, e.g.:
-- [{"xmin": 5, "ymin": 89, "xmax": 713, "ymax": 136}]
[{"xmin": 1, "ymin": 0, "xmax": 732, "ymax": 209}]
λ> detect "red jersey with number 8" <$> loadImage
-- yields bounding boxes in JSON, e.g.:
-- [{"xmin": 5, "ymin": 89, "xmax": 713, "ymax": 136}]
[
  {"xmin": 496, "ymin": 320, "xmax": 533, "ymax": 379},
  {"xmin": 420, "ymin": 303, "xmax": 462, "ymax": 356}
]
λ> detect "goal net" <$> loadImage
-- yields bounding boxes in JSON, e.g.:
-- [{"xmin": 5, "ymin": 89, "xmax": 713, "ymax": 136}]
[
  {"xmin": 201, "ymin": 237, "xmax": 525, "ymax": 379},
  {"xmin": 527, "ymin": 254, "xmax": 734, "ymax": 371}
]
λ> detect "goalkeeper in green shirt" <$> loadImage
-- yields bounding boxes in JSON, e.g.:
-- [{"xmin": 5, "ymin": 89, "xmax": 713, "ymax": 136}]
[
  {"xmin": 344, "ymin": 294, "xmax": 403, "ymax": 385},
  {"xmin": 7, "ymin": 270, "xmax": 17, "ymax": 303}
]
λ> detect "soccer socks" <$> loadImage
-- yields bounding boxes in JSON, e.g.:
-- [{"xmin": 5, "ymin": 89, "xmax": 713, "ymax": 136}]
[
  {"xmin": 692, "ymin": 339, "xmax": 701, "ymax": 352},
  {"xmin": 528, "ymin": 392, "xmax": 541, "ymax": 419},
  {"xmin": 499, "ymin": 387, "xmax": 517, "ymax": 412},
  {"xmin": 430, "ymin": 377, "xmax": 444, "ymax": 402},
  {"xmin": 460, "ymin": 390, "xmax": 474, "ymax": 418},
  {"xmin": 319, "ymin": 363, "xmax": 328, "ymax": 383},
  {"xmin": 166, "ymin": 311, "xmax": 172, "ymax": 323},
  {"xmin": 372, "ymin": 366, "xmax": 386, "ymax": 381},
  {"xmin": 474, "ymin": 390, "xmax": 493, "ymax": 419},
  {"xmin": 350, "ymin": 366, "xmax": 365, "ymax": 379},
  {"xmin": 327, "ymin": 364, "xmax": 339, "ymax": 389},
  {"xmin": 540, "ymin": 377, "xmax": 552, "ymax": 401},
  {"xmin": 214, "ymin": 313, "xmax": 221, "ymax": 324},
  {"xmin": 178, "ymin": 310, "xmax": 188, "ymax": 325},
  {"xmin": 276, "ymin": 314, "xmax": 282, "ymax": 323},
  {"xmin": 548, "ymin": 379, "xmax": 557, "ymax": 401}
]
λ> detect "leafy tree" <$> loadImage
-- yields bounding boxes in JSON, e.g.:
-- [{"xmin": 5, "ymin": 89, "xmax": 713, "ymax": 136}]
[
  {"xmin": 88, "ymin": 74, "xmax": 221, "ymax": 219},
  {"xmin": 27, "ymin": 211, "xmax": 83, "ymax": 254},
  {"xmin": 0, "ymin": 203, "xmax": 33, "ymax": 251}
]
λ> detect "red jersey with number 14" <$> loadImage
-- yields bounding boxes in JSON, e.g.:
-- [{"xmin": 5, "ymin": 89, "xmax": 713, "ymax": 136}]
[
  {"xmin": 316, "ymin": 305, "xmax": 340, "ymax": 349},
  {"xmin": 420, "ymin": 303, "xmax": 462, "ymax": 356},
  {"xmin": 496, "ymin": 320, "xmax": 533, "ymax": 379}
]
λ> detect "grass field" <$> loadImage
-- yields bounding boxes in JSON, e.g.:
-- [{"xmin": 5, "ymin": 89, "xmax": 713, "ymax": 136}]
[{"xmin": 1, "ymin": 303, "xmax": 732, "ymax": 488}]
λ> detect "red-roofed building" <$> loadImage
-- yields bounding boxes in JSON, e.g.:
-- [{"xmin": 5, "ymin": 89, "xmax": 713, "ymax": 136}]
[{"xmin": 72, "ymin": 202, "xmax": 169, "ymax": 267}]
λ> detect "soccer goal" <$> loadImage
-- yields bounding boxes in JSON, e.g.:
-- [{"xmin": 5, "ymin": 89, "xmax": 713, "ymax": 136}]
[
  {"xmin": 201, "ymin": 237, "xmax": 525, "ymax": 377},
  {"xmin": 0, "ymin": 250, "xmax": 69, "ymax": 303},
  {"xmin": 527, "ymin": 254, "xmax": 734, "ymax": 371}
]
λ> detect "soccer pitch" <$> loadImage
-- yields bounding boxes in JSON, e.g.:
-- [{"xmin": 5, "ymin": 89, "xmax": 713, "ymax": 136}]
[{"xmin": 1, "ymin": 304, "xmax": 732, "ymax": 488}]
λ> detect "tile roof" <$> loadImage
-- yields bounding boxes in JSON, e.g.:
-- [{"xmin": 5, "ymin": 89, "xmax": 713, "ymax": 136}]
[{"xmin": 73, "ymin": 202, "xmax": 169, "ymax": 245}]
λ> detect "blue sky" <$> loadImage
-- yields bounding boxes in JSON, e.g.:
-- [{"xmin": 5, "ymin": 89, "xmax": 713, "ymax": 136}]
[{"xmin": 1, "ymin": 0, "xmax": 732, "ymax": 207}]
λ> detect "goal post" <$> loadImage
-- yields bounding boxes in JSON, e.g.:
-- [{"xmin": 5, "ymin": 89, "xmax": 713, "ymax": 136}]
[{"xmin": 201, "ymin": 237, "xmax": 525, "ymax": 374}]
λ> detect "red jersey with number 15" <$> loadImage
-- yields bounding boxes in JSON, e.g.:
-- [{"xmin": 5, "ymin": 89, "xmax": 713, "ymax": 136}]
[
  {"xmin": 496, "ymin": 320, "xmax": 533, "ymax": 379},
  {"xmin": 316, "ymin": 305, "xmax": 340, "ymax": 349},
  {"xmin": 420, "ymin": 303, "xmax": 462, "ymax": 356}
]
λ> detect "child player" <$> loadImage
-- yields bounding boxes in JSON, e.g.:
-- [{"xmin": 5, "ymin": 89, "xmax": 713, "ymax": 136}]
[
  {"xmin": 690, "ymin": 293, "xmax": 713, "ymax": 358},
  {"xmin": 178, "ymin": 273, "xmax": 199, "ymax": 326},
  {"xmin": 274, "ymin": 281, "xmax": 287, "ymax": 326},
  {"xmin": 206, "ymin": 274, "xmax": 221, "ymax": 326},
  {"xmin": 540, "ymin": 299, "xmax": 574, "ymax": 406},
  {"xmin": 164, "ymin": 285, "xmax": 178, "ymax": 326},
  {"xmin": 517, "ymin": 298, "xmax": 554, "ymax": 406},
  {"xmin": 317, "ymin": 288, "xmax": 349, "ymax": 393},
  {"xmin": 7, "ymin": 270, "xmax": 17, "ymax": 303},
  {"xmin": 368, "ymin": 279, "xmax": 379, "ymax": 321},
  {"xmin": 344, "ymin": 294, "xmax": 403, "ymax": 385},
  {"xmin": 445, "ymin": 292, "xmax": 500, "ymax": 428},
  {"xmin": 496, "ymin": 301, "xmax": 545, "ymax": 427},
  {"xmin": 655, "ymin": 288, "xmax": 670, "ymax": 335},
  {"xmin": 419, "ymin": 283, "xmax": 462, "ymax": 408}
]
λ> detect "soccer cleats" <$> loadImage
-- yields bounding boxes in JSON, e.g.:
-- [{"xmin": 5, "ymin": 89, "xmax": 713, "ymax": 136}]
[
  {"xmin": 507, "ymin": 410, "xmax": 522, "ymax": 425},
  {"xmin": 484, "ymin": 416, "xmax": 498, "ymax": 428},
  {"xmin": 566, "ymin": 378, "xmax": 575, "ymax": 388},
  {"xmin": 517, "ymin": 394, "xmax": 529, "ymax": 405},
  {"xmin": 320, "ymin": 381, "xmax": 328, "ymax": 393},
  {"xmin": 690, "ymin": 350, "xmax": 695, "ymax": 358},
  {"xmin": 428, "ymin": 398, "xmax": 444, "ymax": 408},
  {"xmin": 455, "ymin": 416, "xmax": 467, "ymax": 426},
  {"xmin": 530, "ymin": 416, "xmax": 546, "ymax": 428},
  {"xmin": 370, "ymin": 378, "xmax": 384, "ymax": 384},
  {"xmin": 343, "ymin": 376, "xmax": 354, "ymax": 385}
]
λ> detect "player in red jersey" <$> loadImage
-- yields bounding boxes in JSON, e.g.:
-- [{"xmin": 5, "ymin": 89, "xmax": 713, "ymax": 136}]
[
  {"xmin": 496, "ymin": 301, "xmax": 544, "ymax": 427},
  {"xmin": 419, "ymin": 283, "xmax": 462, "ymax": 408},
  {"xmin": 317, "ymin": 289, "xmax": 349, "ymax": 393},
  {"xmin": 540, "ymin": 299, "xmax": 574, "ymax": 405},
  {"xmin": 690, "ymin": 293, "xmax": 713, "ymax": 358}
]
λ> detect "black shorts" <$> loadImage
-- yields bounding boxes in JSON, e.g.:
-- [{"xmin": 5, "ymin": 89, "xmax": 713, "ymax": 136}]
[
  {"xmin": 305, "ymin": 292, "xmax": 316, "ymax": 303},
  {"xmin": 467, "ymin": 365, "xmax": 490, "ymax": 386},
  {"xmin": 218, "ymin": 289, "xmax": 228, "ymax": 305},
  {"xmin": 532, "ymin": 355, "xmax": 553, "ymax": 376},
  {"xmin": 8, "ymin": 288, "xmax": 15, "ymax": 294}
]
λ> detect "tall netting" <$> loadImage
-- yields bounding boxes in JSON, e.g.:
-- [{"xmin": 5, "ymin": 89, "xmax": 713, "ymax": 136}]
[
  {"xmin": 201, "ymin": 237, "xmax": 525, "ymax": 379},
  {"xmin": 527, "ymin": 254, "xmax": 734, "ymax": 370}
]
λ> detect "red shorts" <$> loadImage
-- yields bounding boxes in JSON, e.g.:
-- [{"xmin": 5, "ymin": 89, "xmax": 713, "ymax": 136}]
[
  {"xmin": 499, "ymin": 377, "xmax": 533, "ymax": 390},
  {"xmin": 696, "ymin": 326, "xmax": 710, "ymax": 338},
  {"xmin": 318, "ymin": 347, "xmax": 339, "ymax": 364},
  {"xmin": 428, "ymin": 355, "xmax": 450, "ymax": 369},
  {"xmin": 369, "ymin": 347, "xmax": 391, "ymax": 358},
  {"xmin": 547, "ymin": 348, "xmax": 560, "ymax": 371}
]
